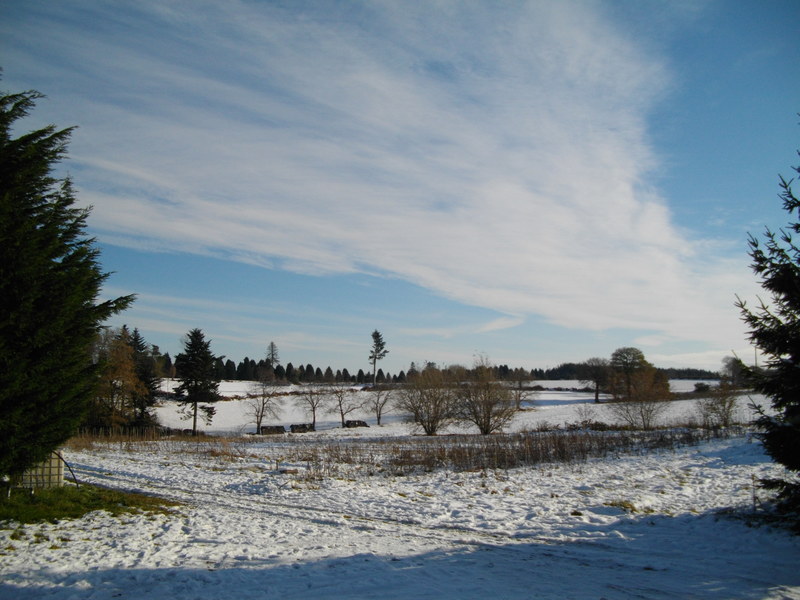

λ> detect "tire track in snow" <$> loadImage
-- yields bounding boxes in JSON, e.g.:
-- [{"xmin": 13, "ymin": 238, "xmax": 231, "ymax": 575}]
[
  {"xmin": 70, "ymin": 459, "xmax": 722, "ymax": 576},
  {"xmin": 69, "ymin": 462, "xmax": 531, "ymax": 550}
]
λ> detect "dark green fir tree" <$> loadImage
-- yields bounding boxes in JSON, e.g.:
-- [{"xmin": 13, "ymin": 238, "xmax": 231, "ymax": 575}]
[
  {"xmin": 129, "ymin": 327, "xmax": 160, "ymax": 428},
  {"xmin": 0, "ymin": 89, "xmax": 133, "ymax": 481},
  {"xmin": 174, "ymin": 328, "xmax": 221, "ymax": 435},
  {"xmin": 369, "ymin": 329, "xmax": 388, "ymax": 385},
  {"xmin": 738, "ymin": 149, "xmax": 800, "ymax": 514}
]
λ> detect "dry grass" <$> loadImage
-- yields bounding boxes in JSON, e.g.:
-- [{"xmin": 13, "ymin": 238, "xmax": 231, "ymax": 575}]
[
  {"xmin": 272, "ymin": 426, "xmax": 747, "ymax": 477},
  {"xmin": 65, "ymin": 429, "xmax": 261, "ymax": 460},
  {"xmin": 65, "ymin": 424, "xmax": 748, "ymax": 480}
]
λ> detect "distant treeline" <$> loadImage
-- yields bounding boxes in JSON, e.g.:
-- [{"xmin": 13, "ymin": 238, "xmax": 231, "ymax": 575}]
[
  {"xmin": 530, "ymin": 362, "xmax": 718, "ymax": 381},
  {"xmin": 159, "ymin": 355, "xmax": 718, "ymax": 384}
]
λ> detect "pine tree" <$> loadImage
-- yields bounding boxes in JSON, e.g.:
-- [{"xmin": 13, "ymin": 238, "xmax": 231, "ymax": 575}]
[
  {"xmin": 274, "ymin": 364, "xmax": 286, "ymax": 380},
  {"xmin": 266, "ymin": 341, "xmax": 280, "ymax": 367},
  {"xmin": 369, "ymin": 329, "xmax": 388, "ymax": 385},
  {"xmin": 0, "ymin": 89, "xmax": 133, "ymax": 481},
  {"xmin": 224, "ymin": 359, "xmax": 237, "ymax": 380},
  {"xmin": 214, "ymin": 357, "xmax": 226, "ymax": 380},
  {"xmin": 174, "ymin": 328, "xmax": 221, "ymax": 435},
  {"xmin": 737, "ymin": 151, "xmax": 800, "ymax": 512},
  {"xmin": 161, "ymin": 353, "xmax": 174, "ymax": 378},
  {"xmin": 128, "ymin": 327, "xmax": 159, "ymax": 427}
]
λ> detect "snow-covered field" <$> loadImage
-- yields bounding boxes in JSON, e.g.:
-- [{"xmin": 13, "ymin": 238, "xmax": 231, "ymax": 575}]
[
  {"xmin": 2, "ymin": 383, "xmax": 799, "ymax": 599},
  {"xmin": 152, "ymin": 379, "xmax": 750, "ymax": 436}
]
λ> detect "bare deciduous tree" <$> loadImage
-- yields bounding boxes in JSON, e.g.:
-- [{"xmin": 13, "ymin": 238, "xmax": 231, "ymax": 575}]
[
  {"xmin": 246, "ymin": 379, "xmax": 283, "ymax": 434},
  {"xmin": 294, "ymin": 385, "xmax": 326, "ymax": 431},
  {"xmin": 89, "ymin": 328, "xmax": 148, "ymax": 429},
  {"xmin": 456, "ymin": 357, "xmax": 517, "ymax": 435},
  {"xmin": 579, "ymin": 357, "xmax": 610, "ymax": 403},
  {"xmin": 696, "ymin": 381, "xmax": 738, "ymax": 428},
  {"xmin": 366, "ymin": 387, "xmax": 393, "ymax": 426},
  {"xmin": 509, "ymin": 369, "xmax": 536, "ymax": 410},
  {"xmin": 328, "ymin": 382, "xmax": 365, "ymax": 427},
  {"xmin": 396, "ymin": 365, "xmax": 457, "ymax": 435},
  {"xmin": 605, "ymin": 366, "xmax": 670, "ymax": 430}
]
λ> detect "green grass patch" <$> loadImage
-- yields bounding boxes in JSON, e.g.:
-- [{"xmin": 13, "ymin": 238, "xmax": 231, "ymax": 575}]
[{"xmin": 0, "ymin": 484, "xmax": 180, "ymax": 526}]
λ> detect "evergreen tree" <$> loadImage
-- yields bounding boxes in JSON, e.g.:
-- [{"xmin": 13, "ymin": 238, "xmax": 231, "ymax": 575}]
[
  {"xmin": 737, "ymin": 151, "xmax": 800, "ymax": 512},
  {"xmin": 162, "ymin": 352, "xmax": 174, "ymax": 378},
  {"xmin": 128, "ymin": 327, "xmax": 160, "ymax": 427},
  {"xmin": 224, "ymin": 359, "xmax": 237, "ymax": 380},
  {"xmin": 214, "ymin": 357, "xmax": 227, "ymax": 380},
  {"xmin": 236, "ymin": 357, "xmax": 256, "ymax": 381},
  {"xmin": 256, "ymin": 360, "xmax": 275, "ymax": 382},
  {"xmin": 0, "ymin": 89, "xmax": 133, "ymax": 480},
  {"xmin": 174, "ymin": 328, "xmax": 221, "ymax": 435},
  {"xmin": 266, "ymin": 341, "xmax": 280, "ymax": 367},
  {"xmin": 369, "ymin": 329, "xmax": 388, "ymax": 385}
]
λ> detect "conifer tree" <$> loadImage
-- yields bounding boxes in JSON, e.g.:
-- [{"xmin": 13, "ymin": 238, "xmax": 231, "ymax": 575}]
[
  {"xmin": 266, "ymin": 341, "xmax": 280, "ymax": 367},
  {"xmin": 369, "ymin": 329, "xmax": 388, "ymax": 385},
  {"xmin": 737, "ymin": 150, "xmax": 800, "ymax": 512},
  {"xmin": 224, "ymin": 359, "xmax": 237, "ymax": 380},
  {"xmin": 129, "ymin": 327, "xmax": 160, "ymax": 427},
  {"xmin": 0, "ymin": 89, "xmax": 133, "ymax": 480},
  {"xmin": 174, "ymin": 328, "xmax": 221, "ymax": 435},
  {"xmin": 161, "ymin": 352, "xmax": 174, "ymax": 378}
]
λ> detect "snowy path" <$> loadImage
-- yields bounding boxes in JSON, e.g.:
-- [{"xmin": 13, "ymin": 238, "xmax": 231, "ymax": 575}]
[{"xmin": 2, "ymin": 434, "xmax": 800, "ymax": 599}]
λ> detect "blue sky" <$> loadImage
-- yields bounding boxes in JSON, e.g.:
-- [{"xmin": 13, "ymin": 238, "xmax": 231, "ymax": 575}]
[{"xmin": 2, "ymin": 0, "xmax": 798, "ymax": 375}]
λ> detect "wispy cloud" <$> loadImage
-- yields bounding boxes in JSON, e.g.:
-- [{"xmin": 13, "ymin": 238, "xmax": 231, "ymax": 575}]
[{"xmin": 4, "ymin": 0, "xmax": 753, "ymax": 359}]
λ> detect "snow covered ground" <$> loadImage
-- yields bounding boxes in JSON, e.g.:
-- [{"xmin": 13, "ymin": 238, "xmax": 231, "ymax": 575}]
[
  {"xmin": 2, "ymin": 383, "xmax": 799, "ymax": 599},
  {"xmin": 152, "ymin": 379, "xmax": 754, "ymax": 436}
]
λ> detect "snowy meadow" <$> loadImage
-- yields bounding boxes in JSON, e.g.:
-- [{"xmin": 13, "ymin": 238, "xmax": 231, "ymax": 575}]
[{"xmin": 1, "ymin": 382, "xmax": 799, "ymax": 599}]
